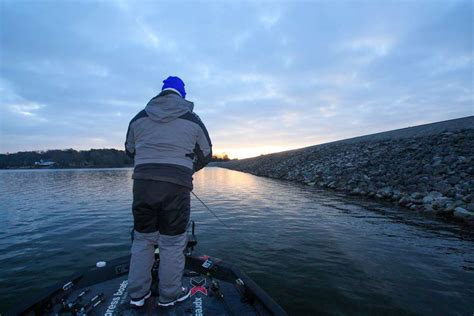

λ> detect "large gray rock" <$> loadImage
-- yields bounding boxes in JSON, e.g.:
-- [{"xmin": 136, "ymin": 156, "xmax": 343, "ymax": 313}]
[{"xmin": 453, "ymin": 207, "xmax": 474, "ymax": 221}]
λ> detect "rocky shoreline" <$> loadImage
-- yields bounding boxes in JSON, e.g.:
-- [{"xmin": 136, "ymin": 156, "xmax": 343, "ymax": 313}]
[{"xmin": 218, "ymin": 116, "xmax": 474, "ymax": 226}]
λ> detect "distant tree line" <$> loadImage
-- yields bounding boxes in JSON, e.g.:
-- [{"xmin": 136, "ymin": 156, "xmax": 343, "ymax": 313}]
[
  {"xmin": 211, "ymin": 153, "xmax": 231, "ymax": 162},
  {"xmin": 0, "ymin": 149, "xmax": 133, "ymax": 169},
  {"xmin": 0, "ymin": 149, "xmax": 235, "ymax": 169}
]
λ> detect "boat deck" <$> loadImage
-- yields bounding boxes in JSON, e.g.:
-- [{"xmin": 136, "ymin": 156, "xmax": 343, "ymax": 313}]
[
  {"xmin": 59, "ymin": 271, "xmax": 259, "ymax": 315},
  {"xmin": 11, "ymin": 254, "xmax": 285, "ymax": 316}
]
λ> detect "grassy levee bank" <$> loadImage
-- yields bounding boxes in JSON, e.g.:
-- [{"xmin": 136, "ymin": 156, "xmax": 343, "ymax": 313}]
[{"xmin": 218, "ymin": 116, "xmax": 474, "ymax": 225}]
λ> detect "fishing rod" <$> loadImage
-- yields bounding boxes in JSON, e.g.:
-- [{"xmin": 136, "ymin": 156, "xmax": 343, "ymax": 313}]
[{"xmin": 191, "ymin": 191, "xmax": 230, "ymax": 228}]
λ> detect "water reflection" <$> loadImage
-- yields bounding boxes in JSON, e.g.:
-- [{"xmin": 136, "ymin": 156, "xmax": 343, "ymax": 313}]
[{"xmin": 0, "ymin": 167, "xmax": 473, "ymax": 315}]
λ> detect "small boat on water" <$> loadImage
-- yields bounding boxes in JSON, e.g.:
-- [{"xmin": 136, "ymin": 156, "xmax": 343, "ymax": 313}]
[{"xmin": 8, "ymin": 222, "xmax": 287, "ymax": 315}]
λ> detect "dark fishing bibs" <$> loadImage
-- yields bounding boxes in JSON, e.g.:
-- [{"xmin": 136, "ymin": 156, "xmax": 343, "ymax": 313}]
[{"xmin": 132, "ymin": 179, "xmax": 190, "ymax": 235}]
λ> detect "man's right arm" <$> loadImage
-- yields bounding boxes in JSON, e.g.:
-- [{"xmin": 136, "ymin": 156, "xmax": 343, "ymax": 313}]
[{"xmin": 193, "ymin": 118, "xmax": 212, "ymax": 172}]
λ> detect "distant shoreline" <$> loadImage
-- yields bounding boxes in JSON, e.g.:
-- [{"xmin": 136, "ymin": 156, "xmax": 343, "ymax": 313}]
[
  {"xmin": 1, "ymin": 147, "xmax": 231, "ymax": 169},
  {"xmin": 219, "ymin": 116, "xmax": 474, "ymax": 226},
  {"xmin": 0, "ymin": 165, "xmax": 134, "ymax": 170}
]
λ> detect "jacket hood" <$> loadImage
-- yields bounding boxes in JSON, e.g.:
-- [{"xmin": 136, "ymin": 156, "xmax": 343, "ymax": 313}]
[{"xmin": 145, "ymin": 93, "xmax": 194, "ymax": 123}]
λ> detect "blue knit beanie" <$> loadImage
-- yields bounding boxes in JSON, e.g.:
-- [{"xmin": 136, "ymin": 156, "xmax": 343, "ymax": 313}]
[{"xmin": 162, "ymin": 76, "xmax": 186, "ymax": 98}]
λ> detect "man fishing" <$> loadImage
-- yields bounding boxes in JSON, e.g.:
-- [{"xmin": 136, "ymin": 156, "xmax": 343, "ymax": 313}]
[{"xmin": 125, "ymin": 76, "xmax": 212, "ymax": 307}]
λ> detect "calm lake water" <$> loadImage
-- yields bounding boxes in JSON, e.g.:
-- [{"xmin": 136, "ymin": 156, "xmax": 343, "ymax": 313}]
[{"xmin": 1, "ymin": 167, "xmax": 473, "ymax": 315}]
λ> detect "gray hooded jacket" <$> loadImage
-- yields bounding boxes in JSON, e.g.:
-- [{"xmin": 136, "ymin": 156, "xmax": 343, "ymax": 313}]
[{"xmin": 125, "ymin": 90, "xmax": 212, "ymax": 189}]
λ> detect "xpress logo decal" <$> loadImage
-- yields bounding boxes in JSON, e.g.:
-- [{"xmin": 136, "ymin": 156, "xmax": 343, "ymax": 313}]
[{"xmin": 190, "ymin": 277, "xmax": 208, "ymax": 296}]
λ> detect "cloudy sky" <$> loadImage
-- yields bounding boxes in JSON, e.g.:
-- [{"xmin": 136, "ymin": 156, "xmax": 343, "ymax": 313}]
[{"xmin": 0, "ymin": 0, "xmax": 472, "ymax": 158}]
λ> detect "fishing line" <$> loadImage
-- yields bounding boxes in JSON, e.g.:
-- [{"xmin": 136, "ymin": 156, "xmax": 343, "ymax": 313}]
[{"xmin": 191, "ymin": 191, "xmax": 230, "ymax": 228}]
